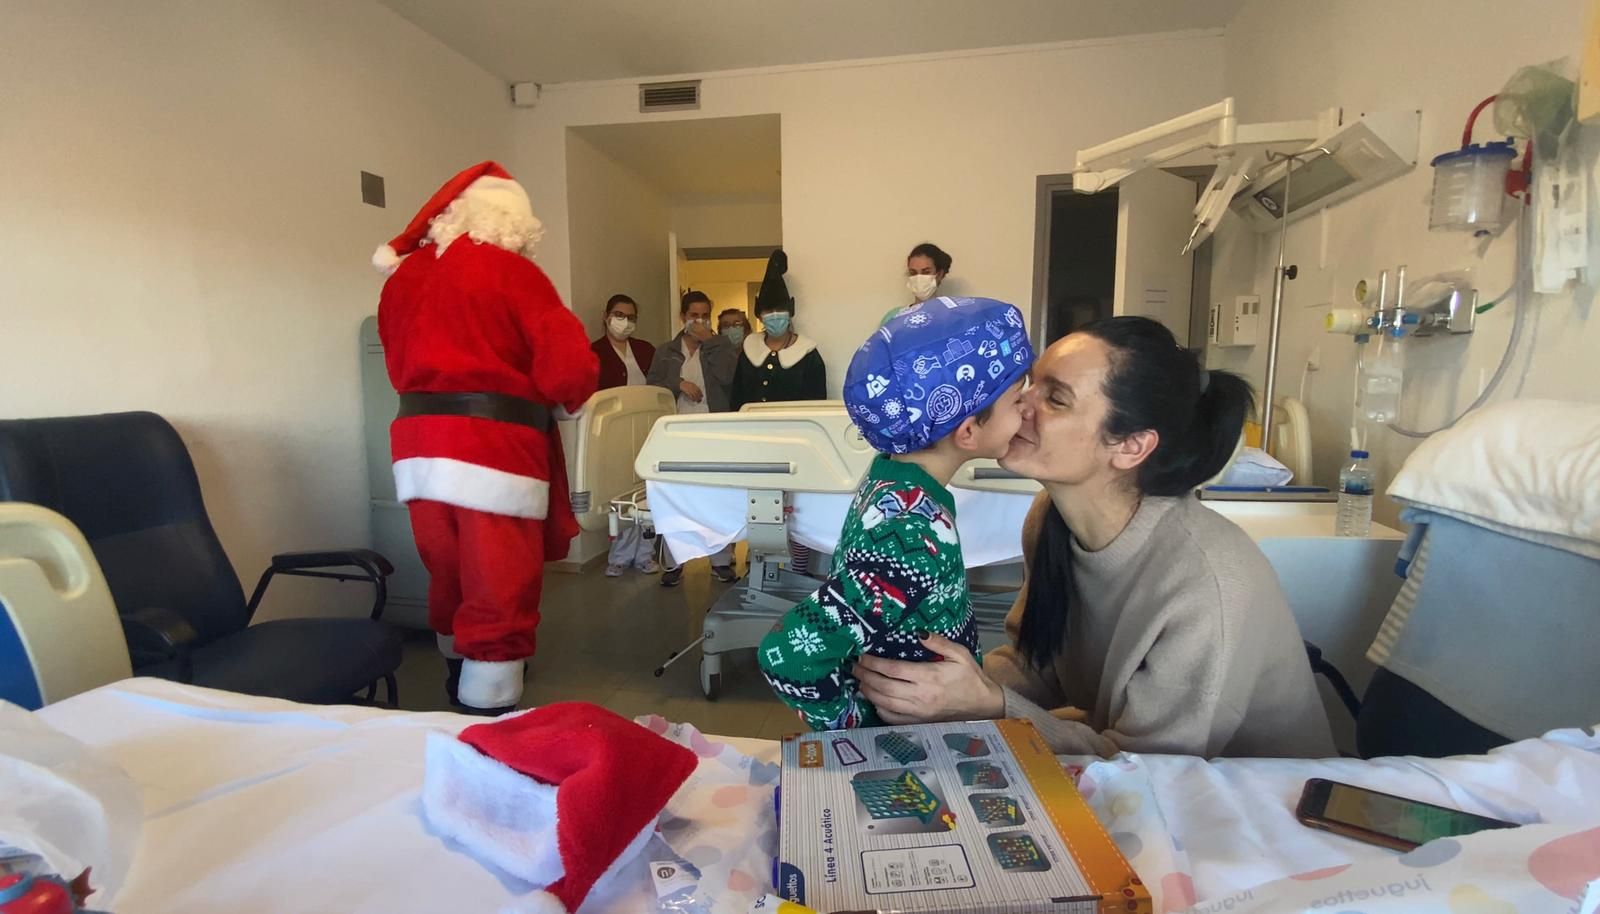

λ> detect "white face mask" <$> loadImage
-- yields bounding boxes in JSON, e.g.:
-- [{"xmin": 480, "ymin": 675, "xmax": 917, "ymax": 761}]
[
  {"xmin": 607, "ymin": 316, "xmax": 636, "ymax": 339},
  {"xmin": 907, "ymin": 273, "xmax": 940, "ymax": 302}
]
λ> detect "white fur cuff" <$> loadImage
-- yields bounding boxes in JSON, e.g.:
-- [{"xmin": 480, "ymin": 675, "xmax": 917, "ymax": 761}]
[{"xmin": 459, "ymin": 659, "xmax": 526, "ymax": 709}]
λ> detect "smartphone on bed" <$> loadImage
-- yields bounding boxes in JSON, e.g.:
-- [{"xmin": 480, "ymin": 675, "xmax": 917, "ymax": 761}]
[{"xmin": 1295, "ymin": 778, "xmax": 1517, "ymax": 851}]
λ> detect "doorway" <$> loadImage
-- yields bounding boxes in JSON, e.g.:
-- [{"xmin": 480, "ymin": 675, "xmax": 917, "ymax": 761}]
[
  {"xmin": 677, "ymin": 247, "xmax": 775, "ymax": 335},
  {"xmin": 566, "ymin": 115, "xmax": 781, "ymax": 344},
  {"xmin": 1030, "ymin": 170, "xmax": 1210, "ymax": 350}
]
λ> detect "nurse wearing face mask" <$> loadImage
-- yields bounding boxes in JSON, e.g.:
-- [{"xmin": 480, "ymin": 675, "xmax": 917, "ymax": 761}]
[
  {"xmin": 590, "ymin": 293, "xmax": 655, "ymax": 391},
  {"xmin": 590, "ymin": 294, "xmax": 661, "ymax": 577},
  {"xmin": 881, "ymin": 242, "xmax": 953, "ymax": 326},
  {"xmin": 731, "ymin": 249, "xmax": 827, "ymax": 411},
  {"xmin": 648, "ymin": 290, "xmax": 741, "ymax": 585},
  {"xmin": 718, "ymin": 308, "xmax": 751, "ymax": 346}
]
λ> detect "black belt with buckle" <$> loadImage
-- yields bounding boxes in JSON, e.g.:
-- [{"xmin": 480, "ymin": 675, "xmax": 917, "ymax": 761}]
[{"xmin": 397, "ymin": 392, "xmax": 552, "ymax": 430}]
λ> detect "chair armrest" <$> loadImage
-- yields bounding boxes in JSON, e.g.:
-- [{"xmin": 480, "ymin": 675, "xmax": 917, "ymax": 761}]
[
  {"xmin": 121, "ymin": 606, "xmax": 199, "ymax": 682},
  {"xmin": 271, "ymin": 549, "xmax": 394, "ymax": 576},
  {"xmin": 247, "ymin": 549, "xmax": 395, "ymax": 622}
]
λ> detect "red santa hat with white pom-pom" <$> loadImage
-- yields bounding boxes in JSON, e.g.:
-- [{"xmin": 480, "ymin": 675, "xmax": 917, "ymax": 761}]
[
  {"xmin": 422, "ymin": 702, "xmax": 698, "ymax": 914},
  {"xmin": 372, "ymin": 160, "xmax": 534, "ymax": 275}
]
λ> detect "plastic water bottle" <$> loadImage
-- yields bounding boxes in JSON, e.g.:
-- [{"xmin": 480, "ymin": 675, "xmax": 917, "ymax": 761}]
[{"xmin": 1336, "ymin": 450, "xmax": 1374, "ymax": 537}]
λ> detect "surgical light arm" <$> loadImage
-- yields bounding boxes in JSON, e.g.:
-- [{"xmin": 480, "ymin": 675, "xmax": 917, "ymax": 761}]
[{"xmin": 1072, "ymin": 96, "xmax": 1325, "ymax": 195}]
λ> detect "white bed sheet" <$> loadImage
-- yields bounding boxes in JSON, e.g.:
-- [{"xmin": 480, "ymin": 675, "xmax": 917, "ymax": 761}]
[
  {"xmin": 645, "ymin": 480, "xmax": 1034, "ymax": 568},
  {"xmin": 25, "ymin": 680, "xmax": 1600, "ymax": 914}
]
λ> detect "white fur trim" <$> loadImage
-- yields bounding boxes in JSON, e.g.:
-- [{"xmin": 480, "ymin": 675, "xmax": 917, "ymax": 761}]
[
  {"xmin": 429, "ymin": 175, "xmax": 544, "ymax": 257},
  {"xmin": 373, "ymin": 244, "xmax": 400, "ymax": 275},
  {"xmin": 743, "ymin": 332, "xmax": 818, "ymax": 369},
  {"xmin": 502, "ymin": 891, "xmax": 568, "ymax": 914},
  {"xmin": 422, "ymin": 730, "xmax": 562, "ymax": 886},
  {"xmin": 458, "ymin": 659, "xmax": 526, "ymax": 709},
  {"xmin": 393, "ymin": 457, "xmax": 550, "ymax": 519},
  {"xmin": 592, "ymin": 822, "xmax": 655, "ymax": 896}
]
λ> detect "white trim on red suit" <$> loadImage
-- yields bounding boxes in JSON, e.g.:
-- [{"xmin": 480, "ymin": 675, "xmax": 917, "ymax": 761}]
[{"xmin": 393, "ymin": 456, "xmax": 550, "ymax": 519}]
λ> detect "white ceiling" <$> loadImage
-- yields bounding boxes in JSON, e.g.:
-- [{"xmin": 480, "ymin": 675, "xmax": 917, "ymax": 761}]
[
  {"xmin": 572, "ymin": 115, "xmax": 782, "ymax": 200},
  {"xmin": 377, "ymin": 0, "xmax": 1246, "ymax": 85}
]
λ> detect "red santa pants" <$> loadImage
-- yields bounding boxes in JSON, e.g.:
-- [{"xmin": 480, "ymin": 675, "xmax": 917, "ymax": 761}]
[{"xmin": 406, "ymin": 499, "xmax": 545, "ymax": 662}]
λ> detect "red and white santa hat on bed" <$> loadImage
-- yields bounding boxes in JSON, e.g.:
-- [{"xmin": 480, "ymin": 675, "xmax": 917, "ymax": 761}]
[
  {"xmin": 422, "ymin": 702, "xmax": 699, "ymax": 914},
  {"xmin": 372, "ymin": 160, "xmax": 542, "ymax": 275}
]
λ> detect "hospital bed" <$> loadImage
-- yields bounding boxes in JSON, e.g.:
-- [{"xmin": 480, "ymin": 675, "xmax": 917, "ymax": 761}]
[
  {"xmin": 0, "ymin": 503, "xmax": 131, "ymax": 709},
  {"xmin": 19, "ymin": 679, "xmax": 1600, "ymax": 914},
  {"xmin": 562, "ymin": 384, "xmax": 678, "ymax": 538},
  {"xmin": 633, "ymin": 402, "xmax": 1037, "ymax": 699}
]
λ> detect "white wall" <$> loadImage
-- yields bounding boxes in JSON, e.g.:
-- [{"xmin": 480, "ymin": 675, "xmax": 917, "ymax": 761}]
[
  {"xmin": 566, "ymin": 132, "xmax": 674, "ymax": 343},
  {"xmin": 671, "ymin": 199, "xmax": 784, "ymax": 250},
  {"xmin": 515, "ymin": 33, "xmax": 1227, "ymax": 394},
  {"xmin": 0, "ymin": 1, "xmax": 511, "ymax": 619},
  {"xmin": 1214, "ymin": 0, "xmax": 1597, "ymax": 526}
]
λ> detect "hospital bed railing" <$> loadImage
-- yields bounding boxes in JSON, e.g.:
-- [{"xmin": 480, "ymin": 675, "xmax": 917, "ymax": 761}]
[{"xmin": 635, "ymin": 405, "xmax": 1033, "ymax": 699}]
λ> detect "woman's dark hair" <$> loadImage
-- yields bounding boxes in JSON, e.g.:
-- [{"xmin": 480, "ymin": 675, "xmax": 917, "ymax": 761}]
[
  {"xmin": 606, "ymin": 293, "xmax": 637, "ymax": 312},
  {"xmin": 1016, "ymin": 316, "xmax": 1254, "ymax": 669},
  {"xmin": 907, "ymin": 242, "xmax": 952, "ymax": 275},
  {"xmin": 680, "ymin": 290, "xmax": 711, "ymax": 314}
]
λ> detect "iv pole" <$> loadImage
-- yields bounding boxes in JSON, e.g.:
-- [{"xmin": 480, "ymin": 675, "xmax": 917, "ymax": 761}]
[{"xmin": 1258, "ymin": 146, "xmax": 1331, "ymax": 455}]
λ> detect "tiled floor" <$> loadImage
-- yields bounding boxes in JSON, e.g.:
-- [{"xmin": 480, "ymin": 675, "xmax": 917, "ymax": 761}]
[{"xmin": 391, "ymin": 556, "xmax": 799, "ymax": 741}]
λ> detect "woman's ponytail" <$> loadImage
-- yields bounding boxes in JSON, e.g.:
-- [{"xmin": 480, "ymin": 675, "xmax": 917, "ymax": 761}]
[
  {"xmin": 1075, "ymin": 317, "xmax": 1256, "ymax": 497},
  {"xmin": 1140, "ymin": 368, "xmax": 1253, "ymax": 495},
  {"xmin": 1017, "ymin": 504, "xmax": 1074, "ymax": 670}
]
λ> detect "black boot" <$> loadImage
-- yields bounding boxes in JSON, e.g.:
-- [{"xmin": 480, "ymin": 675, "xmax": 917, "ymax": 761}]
[{"xmin": 445, "ymin": 657, "xmax": 464, "ymax": 707}]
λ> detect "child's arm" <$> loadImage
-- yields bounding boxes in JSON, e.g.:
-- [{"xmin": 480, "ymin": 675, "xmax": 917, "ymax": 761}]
[
  {"xmin": 757, "ymin": 581, "xmax": 877, "ymax": 731},
  {"xmin": 759, "ymin": 483, "xmax": 963, "ymax": 729}
]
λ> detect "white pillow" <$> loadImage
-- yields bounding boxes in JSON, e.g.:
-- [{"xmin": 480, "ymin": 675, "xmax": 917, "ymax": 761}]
[{"xmin": 1388, "ymin": 399, "xmax": 1600, "ymax": 558}]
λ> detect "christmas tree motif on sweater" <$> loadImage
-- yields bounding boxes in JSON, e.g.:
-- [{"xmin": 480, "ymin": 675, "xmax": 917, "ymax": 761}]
[{"xmin": 758, "ymin": 455, "xmax": 979, "ymax": 730}]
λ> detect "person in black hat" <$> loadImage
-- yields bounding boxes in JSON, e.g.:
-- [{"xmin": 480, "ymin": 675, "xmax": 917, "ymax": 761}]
[{"xmin": 730, "ymin": 250, "xmax": 826, "ymax": 410}]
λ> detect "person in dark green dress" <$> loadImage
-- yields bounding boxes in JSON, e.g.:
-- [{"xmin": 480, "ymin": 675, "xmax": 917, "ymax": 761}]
[{"xmin": 731, "ymin": 249, "xmax": 827, "ymax": 410}]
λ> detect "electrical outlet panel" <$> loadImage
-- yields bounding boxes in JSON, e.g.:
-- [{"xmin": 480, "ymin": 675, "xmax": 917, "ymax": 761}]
[{"xmin": 1208, "ymin": 295, "xmax": 1261, "ymax": 347}]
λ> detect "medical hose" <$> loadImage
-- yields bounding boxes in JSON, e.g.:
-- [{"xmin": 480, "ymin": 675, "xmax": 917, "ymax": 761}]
[{"xmin": 1386, "ymin": 208, "xmax": 1532, "ymax": 439}]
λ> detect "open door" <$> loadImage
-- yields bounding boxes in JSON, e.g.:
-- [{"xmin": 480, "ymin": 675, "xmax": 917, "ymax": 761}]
[
  {"xmin": 1113, "ymin": 169, "xmax": 1196, "ymax": 344},
  {"xmin": 667, "ymin": 230, "xmax": 687, "ymax": 336}
]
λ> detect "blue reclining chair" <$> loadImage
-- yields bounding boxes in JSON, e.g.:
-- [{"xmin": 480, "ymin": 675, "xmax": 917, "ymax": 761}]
[{"xmin": 0, "ymin": 412, "xmax": 404, "ymax": 705}]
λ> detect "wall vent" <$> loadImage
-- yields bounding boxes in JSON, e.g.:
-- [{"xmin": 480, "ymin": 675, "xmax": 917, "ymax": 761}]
[{"xmin": 639, "ymin": 79, "xmax": 701, "ymax": 113}]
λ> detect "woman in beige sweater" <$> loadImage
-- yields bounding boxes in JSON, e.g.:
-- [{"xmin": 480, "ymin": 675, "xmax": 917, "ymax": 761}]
[{"xmin": 855, "ymin": 317, "xmax": 1334, "ymax": 759}]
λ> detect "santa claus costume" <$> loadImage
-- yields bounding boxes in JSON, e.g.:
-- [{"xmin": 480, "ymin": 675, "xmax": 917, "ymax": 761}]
[{"xmin": 374, "ymin": 161, "xmax": 599, "ymax": 711}]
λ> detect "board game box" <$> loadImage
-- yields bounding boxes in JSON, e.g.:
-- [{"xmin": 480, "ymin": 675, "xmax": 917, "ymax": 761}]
[{"xmin": 775, "ymin": 719, "xmax": 1150, "ymax": 914}]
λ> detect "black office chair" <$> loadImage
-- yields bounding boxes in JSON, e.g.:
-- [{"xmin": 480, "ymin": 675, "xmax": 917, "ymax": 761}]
[
  {"xmin": 1304, "ymin": 640, "xmax": 1362, "ymax": 722},
  {"xmin": 0, "ymin": 412, "xmax": 404, "ymax": 705},
  {"xmin": 1355, "ymin": 668, "xmax": 1511, "ymax": 760},
  {"xmin": 1303, "ymin": 641, "xmax": 1512, "ymax": 759}
]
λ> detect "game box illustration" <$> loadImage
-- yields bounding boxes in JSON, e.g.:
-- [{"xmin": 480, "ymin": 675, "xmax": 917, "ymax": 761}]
[{"xmin": 775, "ymin": 719, "xmax": 1150, "ymax": 914}]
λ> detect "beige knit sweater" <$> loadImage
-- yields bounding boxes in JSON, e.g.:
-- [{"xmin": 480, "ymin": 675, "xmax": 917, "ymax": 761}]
[{"xmin": 985, "ymin": 492, "xmax": 1335, "ymax": 759}]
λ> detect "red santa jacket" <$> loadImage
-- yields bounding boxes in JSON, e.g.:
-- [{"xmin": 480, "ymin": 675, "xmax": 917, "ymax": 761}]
[{"xmin": 379, "ymin": 240, "xmax": 599, "ymax": 541}]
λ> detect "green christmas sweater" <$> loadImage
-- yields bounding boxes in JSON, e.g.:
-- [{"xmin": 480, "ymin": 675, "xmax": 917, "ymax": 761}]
[{"xmin": 757, "ymin": 454, "xmax": 980, "ymax": 730}]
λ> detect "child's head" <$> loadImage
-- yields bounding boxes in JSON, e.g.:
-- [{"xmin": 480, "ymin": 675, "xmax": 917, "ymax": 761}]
[{"xmin": 843, "ymin": 297, "xmax": 1034, "ymax": 459}]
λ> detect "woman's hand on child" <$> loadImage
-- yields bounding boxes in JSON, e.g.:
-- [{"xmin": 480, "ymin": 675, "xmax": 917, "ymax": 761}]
[{"xmin": 853, "ymin": 634, "xmax": 1005, "ymax": 725}]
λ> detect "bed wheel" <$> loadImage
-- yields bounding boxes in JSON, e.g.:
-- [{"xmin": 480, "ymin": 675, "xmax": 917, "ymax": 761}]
[{"xmin": 700, "ymin": 657, "xmax": 722, "ymax": 701}]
